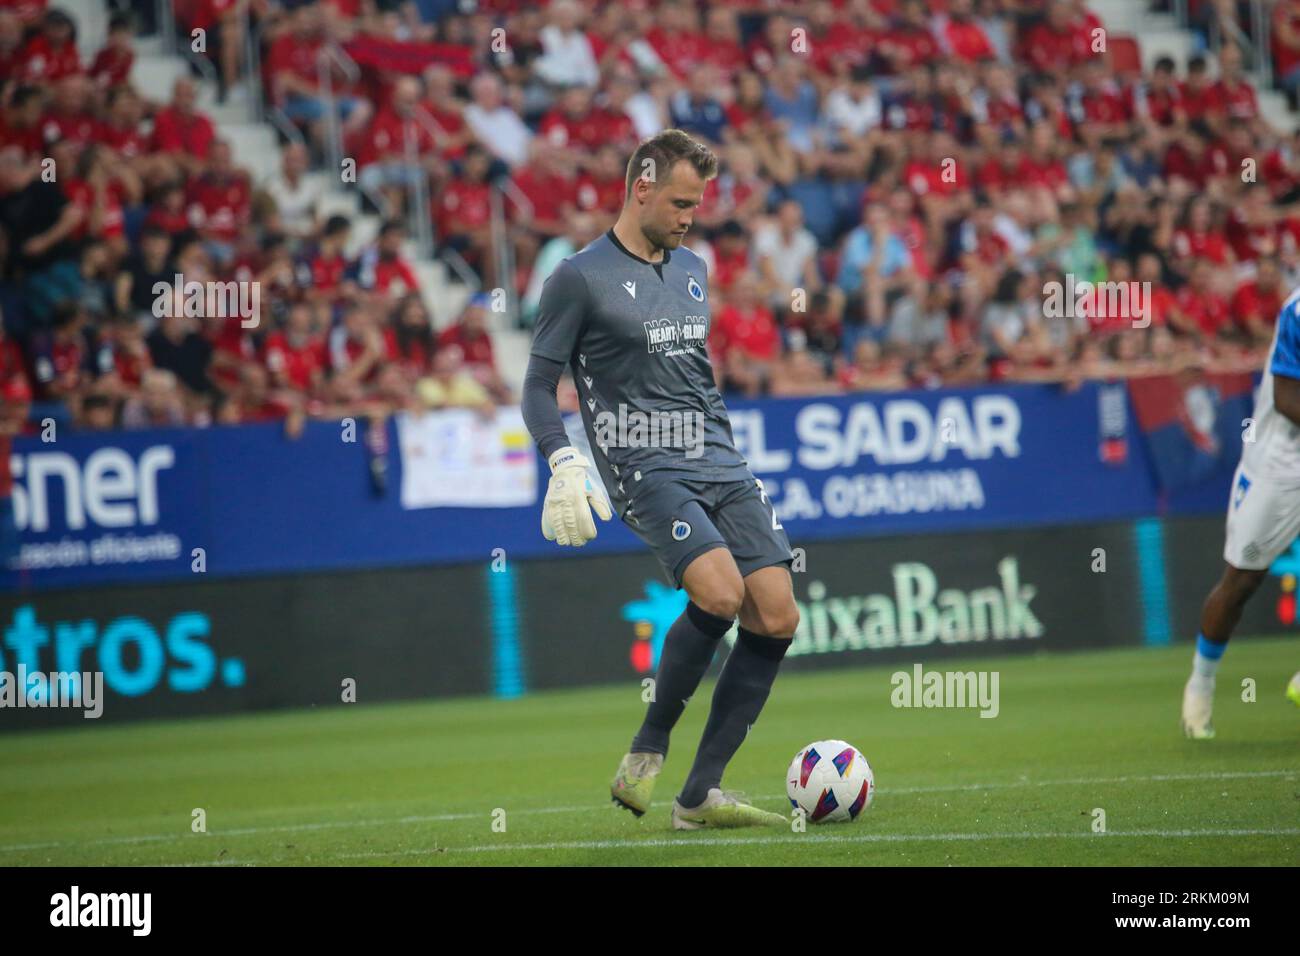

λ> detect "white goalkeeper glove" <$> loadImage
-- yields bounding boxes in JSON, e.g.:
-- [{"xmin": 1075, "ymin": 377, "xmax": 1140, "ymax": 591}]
[{"xmin": 541, "ymin": 446, "xmax": 612, "ymax": 546}]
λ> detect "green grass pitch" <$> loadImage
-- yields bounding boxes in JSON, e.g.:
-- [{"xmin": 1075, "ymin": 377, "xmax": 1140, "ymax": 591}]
[{"xmin": 1, "ymin": 637, "xmax": 1296, "ymax": 866}]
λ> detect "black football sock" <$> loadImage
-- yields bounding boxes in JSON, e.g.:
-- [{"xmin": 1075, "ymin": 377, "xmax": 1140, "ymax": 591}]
[
  {"xmin": 629, "ymin": 601, "xmax": 733, "ymax": 758},
  {"xmin": 678, "ymin": 627, "xmax": 790, "ymax": 809}
]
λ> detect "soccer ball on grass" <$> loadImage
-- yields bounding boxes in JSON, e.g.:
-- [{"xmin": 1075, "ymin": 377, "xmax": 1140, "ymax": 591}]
[{"xmin": 786, "ymin": 740, "xmax": 874, "ymax": 823}]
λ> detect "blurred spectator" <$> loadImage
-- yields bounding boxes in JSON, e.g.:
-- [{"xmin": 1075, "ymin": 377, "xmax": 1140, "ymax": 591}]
[
  {"xmin": 0, "ymin": 0, "xmax": 1294, "ymax": 439},
  {"xmin": 416, "ymin": 343, "xmax": 493, "ymax": 413},
  {"xmin": 262, "ymin": 143, "xmax": 323, "ymax": 241},
  {"xmin": 465, "ymin": 72, "xmax": 532, "ymax": 168},
  {"xmin": 438, "ymin": 292, "xmax": 512, "ymax": 403},
  {"xmin": 121, "ymin": 367, "xmax": 187, "ymax": 429},
  {"xmin": 533, "ymin": 0, "xmax": 599, "ymax": 89}
]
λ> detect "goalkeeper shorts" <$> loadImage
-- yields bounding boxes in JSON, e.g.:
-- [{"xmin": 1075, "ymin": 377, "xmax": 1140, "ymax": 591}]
[{"xmin": 621, "ymin": 474, "xmax": 794, "ymax": 588}]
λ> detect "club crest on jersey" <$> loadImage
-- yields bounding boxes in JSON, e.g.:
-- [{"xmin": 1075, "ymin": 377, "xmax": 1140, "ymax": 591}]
[
  {"xmin": 1233, "ymin": 472, "xmax": 1251, "ymax": 510},
  {"xmin": 671, "ymin": 519, "xmax": 692, "ymax": 541},
  {"xmin": 687, "ymin": 275, "xmax": 705, "ymax": 302}
]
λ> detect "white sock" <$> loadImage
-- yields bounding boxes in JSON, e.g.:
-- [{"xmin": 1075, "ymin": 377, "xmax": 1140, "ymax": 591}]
[{"xmin": 1191, "ymin": 650, "xmax": 1220, "ymax": 685}]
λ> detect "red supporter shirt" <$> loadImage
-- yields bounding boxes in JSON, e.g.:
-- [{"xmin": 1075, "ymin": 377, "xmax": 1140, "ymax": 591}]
[
  {"xmin": 42, "ymin": 110, "xmax": 97, "ymax": 148},
  {"xmin": 1225, "ymin": 209, "xmax": 1284, "ymax": 260},
  {"xmin": 328, "ymin": 328, "xmax": 398, "ymax": 379},
  {"xmin": 32, "ymin": 337, "xmax": 84, "ymax": 396},
  {"xmin": 711, "ymin": 246, "xmax": 748, "ymax": 293},
  {"xmin": 421, "ymin": 106, "xmax": 468, "ymax": 158},
  {"xmin": 358, "ymin": 109, "xmax": 435, "ymax": 167},
  {"xmin": 511, "ymin": 166, "xmax": 576, "ymax": 227},
  {"xmin": 715, "ymin": 303, "xmax": 779, "ymax": 361},
  {"xmin": 63, "ymin": 178, "xmax": 126, "ymax": 240},
  {"xmin": 977, "ymin": 157, "xmax": 1035, "ymax": 193},
  {"xmin": 362, "ymin": 256, "xmax": 420, "ymax": 298},
  {"xmin": 539, "ymin": 109, "xmax": 607, "ymax": 151},
  {"xmin": 302, "ymin": 253, "xmax": 348, "ymax": 296},
  {"xmin": 1214, "ymin": 79, "xmax": 1258, "ymax": 121},
  {"xmin": 89, "ymin": 46, "xmax": 133, "ymax": 87},
  {"xmin": 1145, "ymin": 285, "xmax": 1175, "ymax": 328},
  {"xmin": 1262, "ymin": 148, "xmax": 1300, "ymax": 199},
  {"xmin": 1172, "ymin": 227, "xmax": 1231, "ymax": 264},
  {"xmin": 437, "ymin": 179, "xmax": 492, "ymax": 235},
  {"xmin": 17, "ymin": 34, "xmax": 80, "ymax": 82},
  {"xmin": 645, "ymin": 26, "xmax": 706, "ymax": 78},
  {"xmin": 1274, "ymin": 1, "xmax": 1300, "ymax": 78},
  {"xmin": 1023, "ymin": 22, "xmax": 1086, "ymax": 72},
  {"xmin": 1, "ymin": 337, "xmax": 30, "ymax": 409},
  {"xmin": 186, "ymin": 174, "xmax": 251, "ymax": 242},
  {"xmin": 266, "ymin": 33, "xmax": 321, "ymax": 87},
  {"xmin": 437, "ymin": 324, "xmax": 494, "ymax": 369},
  {"xmin": 151, "ymin": 106, "xmax": 216, "ymax": 158},
  {"xmin": 968, "ymin": 228, "xmax": 1010, "ymax": 267},
  {"xmin": 575, "ymin": 173, "xmax": 624, "ymax": 215},
  {"xmin": 110, "ymin": 342, "xmax": 149, "ymax": 389},
  {"xmin": 701, "ymin": 33, "xmax": 748, "ymax": 80},
  {"xmin": 904, "ymin": 159, "xmax": 968, "ymax": 197},
  {"xmin": 809, "ymin": 24, "xmax": 873, "ymax": 76},
  {"xmin": 1080, "ymin": 88, "xmax": 1130, "ymax": 125},
  {"xmin": 1178, "ymin": 80, "xmax": 1221, "ymax": 121},
  {"xmin": 1024, "ymin": 157, "xmax": 1069, "ymax": 190},
  {"xmin": 187, "ymin": 0, "xmax": 239, "ymax": 31},
  {"xmin": 1231, "ymin": 281, "xmax": 1284, "ymax": 330},
  {"xmin": 1138, "ymin": 84, "xmax": 1182, "ymax": 125},
  {"xmin": 0, "ymin": 117, "xmax": 43, "ymax": 156},
  {"xmin": 263, "ymin": 332, "xmax": 327, "ymax": 391},
  {"xmin": 95, "ymin": 119, "xmax": 147, "ymax": 159},
  {"xmin": 1175, "ymin": 285, "xmax": 1231, "ymax": 336},
  {"xmin": 941, "ymin": 19, "xmax": 995, "ymax": 62},
  {"xmin": 882, "ymin": 26, "xmax": 939, "ymax": 70}
]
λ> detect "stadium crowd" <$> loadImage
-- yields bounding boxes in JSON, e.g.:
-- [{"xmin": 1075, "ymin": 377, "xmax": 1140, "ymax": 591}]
[{"xmin": 0, "ymin": 0, "xmax": 1298, "ymax": 436}]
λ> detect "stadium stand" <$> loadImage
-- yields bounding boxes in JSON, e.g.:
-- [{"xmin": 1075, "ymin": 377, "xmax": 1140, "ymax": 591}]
[{"xmin": 0, "ymin": 0, "xmax": 1297, "ymax": 433}]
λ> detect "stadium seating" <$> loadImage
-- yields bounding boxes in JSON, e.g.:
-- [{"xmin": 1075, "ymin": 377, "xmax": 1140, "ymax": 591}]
[{"xmin": 0, "ymin": 0, "xmax": 1295, "ymax": 432}]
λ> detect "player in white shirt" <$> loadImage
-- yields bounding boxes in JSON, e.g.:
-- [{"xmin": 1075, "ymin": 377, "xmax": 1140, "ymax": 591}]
[{"xmin": 1182, "ymin": 287, "xmax": 1300, "ymax": 737}]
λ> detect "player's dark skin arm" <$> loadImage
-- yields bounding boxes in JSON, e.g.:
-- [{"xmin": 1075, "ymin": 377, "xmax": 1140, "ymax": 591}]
[
  {"xmin": 1199, "ymin": 373, "xmax": 1300, "ymax": 642},
  {"xmin": 1273, "ymin": 373, "xmax": 1300, "ymax": 429}
]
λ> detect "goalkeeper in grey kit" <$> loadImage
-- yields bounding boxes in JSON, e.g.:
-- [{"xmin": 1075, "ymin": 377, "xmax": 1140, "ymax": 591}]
[{"xmin": 522, "ymin": 129, "xmax": 798, "ymax": 829}]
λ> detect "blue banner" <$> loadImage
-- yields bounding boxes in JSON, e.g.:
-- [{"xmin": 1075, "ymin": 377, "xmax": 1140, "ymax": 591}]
[{"xmin": 3, "ymin": 382, "xmax": 1240, "ymax": 592}]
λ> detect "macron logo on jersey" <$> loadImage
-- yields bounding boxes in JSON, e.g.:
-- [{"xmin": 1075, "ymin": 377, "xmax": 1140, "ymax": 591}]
[{"xmin": 623, "ymin": 281, "xmax": 636, "ymax": 299}]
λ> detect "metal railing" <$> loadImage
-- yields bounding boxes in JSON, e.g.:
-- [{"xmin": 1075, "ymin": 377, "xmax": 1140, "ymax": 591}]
[
  {"xmin": 403, "ymin": 119, "xmax": 434, "ymax": 255},
  {"xmin": 488, "ymin": 185, "xmax": 515, "ymax": 321},
  {"xmin": 266, "ymin": 106, "xmax": 306, "ymax": 148},
  {"xmin": 1174, "ymin": 0, "xmax": 1276, "ymax": 89},
  {"xmin": 242, "ymin": 4, "xmax": 264, "ymax": 123},
  {"xmin": 317, "ymin": 42, "xmax": 361, "ymax": 178},
  {"xmin": 1254, "ymin": 0, "xmax": 1274, "ymax": 89},
  {"xmin": 487, "ymin": 176, "xmax": 534, "ymax": 325}
]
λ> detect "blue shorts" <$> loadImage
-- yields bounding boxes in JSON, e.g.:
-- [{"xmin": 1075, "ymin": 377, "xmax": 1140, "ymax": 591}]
[{"xmin": 282, "ymin": 93, "xmax": 365, "ymax": 123}]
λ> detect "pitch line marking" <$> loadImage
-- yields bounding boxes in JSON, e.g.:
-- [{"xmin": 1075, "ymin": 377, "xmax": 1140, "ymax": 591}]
[
  {"xmin": 170, "ymin": 827, "xmax": 1300, "ymax": 865},
  {"xmin": 0, "ymin": 769, "xmax": 1293, "ymax": 855}
]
